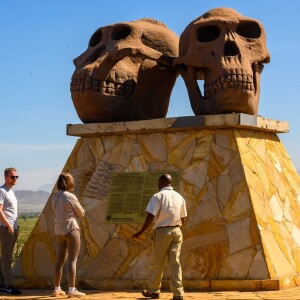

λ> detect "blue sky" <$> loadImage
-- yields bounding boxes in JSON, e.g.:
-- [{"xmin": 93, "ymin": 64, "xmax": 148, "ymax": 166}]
[{"xmin": 1, "ymin": 1, "xmax": 299, "ymax": 190}]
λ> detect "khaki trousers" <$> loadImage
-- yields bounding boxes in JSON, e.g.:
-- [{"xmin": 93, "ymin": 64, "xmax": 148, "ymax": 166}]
[
  {"xmin": 0, "ymin": 226, "xmax": 19, "ymax": 288},
  {"xmin": 149, "ymin": 226, "xmax": 184, "ymax": 297}
]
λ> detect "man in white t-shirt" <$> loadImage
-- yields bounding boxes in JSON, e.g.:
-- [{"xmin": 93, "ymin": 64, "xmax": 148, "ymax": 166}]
[
  {"xmin": 0, "ymin": 168, "xmax": 21, "ymax": 295},
  {"xmin": 133, "ymin": 174, "xmax": 187, "ymax": 300}
]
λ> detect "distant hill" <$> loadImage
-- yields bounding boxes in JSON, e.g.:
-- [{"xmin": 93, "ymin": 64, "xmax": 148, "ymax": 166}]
[
  {"xmin": 15, "ymin": 190, "xmax": 50, "ymax": 214},
  {"xmin": 37, "ymin": 183, "xmax": 54, "ymax": 193}
]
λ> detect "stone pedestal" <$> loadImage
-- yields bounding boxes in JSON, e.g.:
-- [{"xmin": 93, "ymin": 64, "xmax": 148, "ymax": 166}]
[{"xmin": 13, "ymin": 114, "xmax": 300, "ymax": 291}]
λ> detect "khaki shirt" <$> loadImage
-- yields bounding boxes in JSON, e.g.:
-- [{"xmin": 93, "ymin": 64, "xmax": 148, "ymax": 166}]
[{"xmin": 52, "ymin": 190, "xmax": 85, "ymax": 235}]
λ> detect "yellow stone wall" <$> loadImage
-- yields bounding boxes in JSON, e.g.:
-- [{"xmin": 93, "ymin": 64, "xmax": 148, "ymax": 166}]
[
  {"xmin": 236, "ymin": 131, "xmax": 300, "ymax": 279},
  {"xmin": 12, "ymin": 126, "xmax": 300, "ymax": 290}
]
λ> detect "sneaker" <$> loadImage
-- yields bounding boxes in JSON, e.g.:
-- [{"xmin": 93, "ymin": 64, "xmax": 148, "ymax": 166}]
[
  {"xmin": 173, "ymin": 296, "xmax": 183, "ymax": 300},
  {"xmin": 68, "ymin": 288, "xmax": 86, "ymax": 298},
  {"xmin": 0, "ymin": 286, "xmax": 22, "ymax": 295},
  {"xmin": 142, "ymin": 289, "xmax": 160, "ymax": 299},
  {"xmin": 53, "ymin": 289, "xmax": 66, "ymax": 296}
]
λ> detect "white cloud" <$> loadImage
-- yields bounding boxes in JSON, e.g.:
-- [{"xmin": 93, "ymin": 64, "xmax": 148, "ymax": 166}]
[
  {"xmin": 0, "ymin": 143, "xmax": 74, "ymax": 191},
  {"xmin": 0, "ymin": 143, "xmax": 73, "ymax": 153},
  {"xmin": 15, "ymin": 167, "xmax": 62, "ymax": 191}
]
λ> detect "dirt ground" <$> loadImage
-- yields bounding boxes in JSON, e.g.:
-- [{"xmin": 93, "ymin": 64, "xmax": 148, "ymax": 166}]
[{"xmin": 1, "ymin": 288, "xmax": 300, "ymax": 300}]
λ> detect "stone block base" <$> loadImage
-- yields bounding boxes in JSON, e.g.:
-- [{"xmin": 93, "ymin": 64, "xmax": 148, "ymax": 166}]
[
  {"xmin": 13, "ymin": 276, "xmax": 300, "ymax": 291},
  {"xmin": 13, "ymin": 115, "xmax": 300, "ymax": 291}
]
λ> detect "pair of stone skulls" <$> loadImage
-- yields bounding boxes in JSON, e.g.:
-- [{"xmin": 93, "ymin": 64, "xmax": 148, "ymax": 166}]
[{"xmin": 71, "ymin": 8, "xmax": 270, "ymax": 123}]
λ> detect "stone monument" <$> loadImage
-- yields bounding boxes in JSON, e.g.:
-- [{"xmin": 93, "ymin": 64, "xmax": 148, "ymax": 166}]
[{"xmin": 13, "ymin": 8, "xmax": 300, "ymax": 291}]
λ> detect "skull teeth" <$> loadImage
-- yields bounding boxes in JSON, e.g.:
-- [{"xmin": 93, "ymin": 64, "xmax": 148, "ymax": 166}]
[
  {"xmin": 204, "ymin": 73, "xmax": 254, "ymax": 98},
  {"xmin": 70, "ymin": 77, "xmax": 135, "ymax": 97}
]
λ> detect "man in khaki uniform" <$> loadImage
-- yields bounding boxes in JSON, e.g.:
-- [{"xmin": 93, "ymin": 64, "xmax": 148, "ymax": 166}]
[{"xmin": 133, "ymin": 174, "xmax": 187, "ymax": 300}]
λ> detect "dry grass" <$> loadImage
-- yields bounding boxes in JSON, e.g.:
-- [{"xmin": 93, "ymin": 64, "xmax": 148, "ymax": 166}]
[{"xmin": 13, "ymin": 216, "xmax": 38, "ymax": 262}]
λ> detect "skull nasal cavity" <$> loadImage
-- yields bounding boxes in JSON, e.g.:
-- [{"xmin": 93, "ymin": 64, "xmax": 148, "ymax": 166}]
[{"xmin": 224, "ymin": 41, "xmax": 239, "ymax": 57}]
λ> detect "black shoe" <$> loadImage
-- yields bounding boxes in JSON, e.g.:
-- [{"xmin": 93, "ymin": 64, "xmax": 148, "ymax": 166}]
[
  {"xmin": 173, "ymin": 296, "xmax": 183, "ymax": 300},
  {"xmin": 142, "ymin": 289, "xmax": 160, "ymax": 299},
  {"xmin": 0, "ymin": 286, "xmax": 22, "ymax": 295}
]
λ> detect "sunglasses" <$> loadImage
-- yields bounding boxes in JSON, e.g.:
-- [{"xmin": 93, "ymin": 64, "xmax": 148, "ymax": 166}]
[{"xmin": 10, "ymin": 176, "xmax": 19, "ymax": 179}]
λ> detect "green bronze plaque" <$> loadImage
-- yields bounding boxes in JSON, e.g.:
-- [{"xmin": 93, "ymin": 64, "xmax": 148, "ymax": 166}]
[{"xmin": 106, "ymin": 171, "xmax": 180, "ymax": 223}]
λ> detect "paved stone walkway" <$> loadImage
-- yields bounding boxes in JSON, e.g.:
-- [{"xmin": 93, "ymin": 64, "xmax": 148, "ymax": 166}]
[{"xmin": 1, "ymin": 288, "xmax": 300, "ymax": 300}]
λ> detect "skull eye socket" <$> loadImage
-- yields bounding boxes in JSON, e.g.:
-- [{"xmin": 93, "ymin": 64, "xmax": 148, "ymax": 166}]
[
  {"xmin": 197, "ymin": 25, "xmax": 221, "ymax": 42},
  {"xmin": 236, "ymin": 21, "xmax": 261, "ymax": 39},
  {"xmin": 89, "ymin": 29, "xmax": 102, "ymax": 47},
  {"xmin": 111, "ymin": 26, "xmax": 131, "ymax": 40}
]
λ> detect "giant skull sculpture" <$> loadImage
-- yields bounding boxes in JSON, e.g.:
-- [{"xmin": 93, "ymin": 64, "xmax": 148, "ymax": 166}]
[
  {"xmin": 71, "ymin": 18, "xmax": 179, "ymax": 123},
  {"xmin": 174, "ymin": 7, "xmax": 270, "ymax": 115}
]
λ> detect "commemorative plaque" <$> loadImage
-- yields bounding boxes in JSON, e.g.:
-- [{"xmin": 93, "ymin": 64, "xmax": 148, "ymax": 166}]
[{"xmin": 106, "ymin": 171, "xmax": 180, "ymax": 223}]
